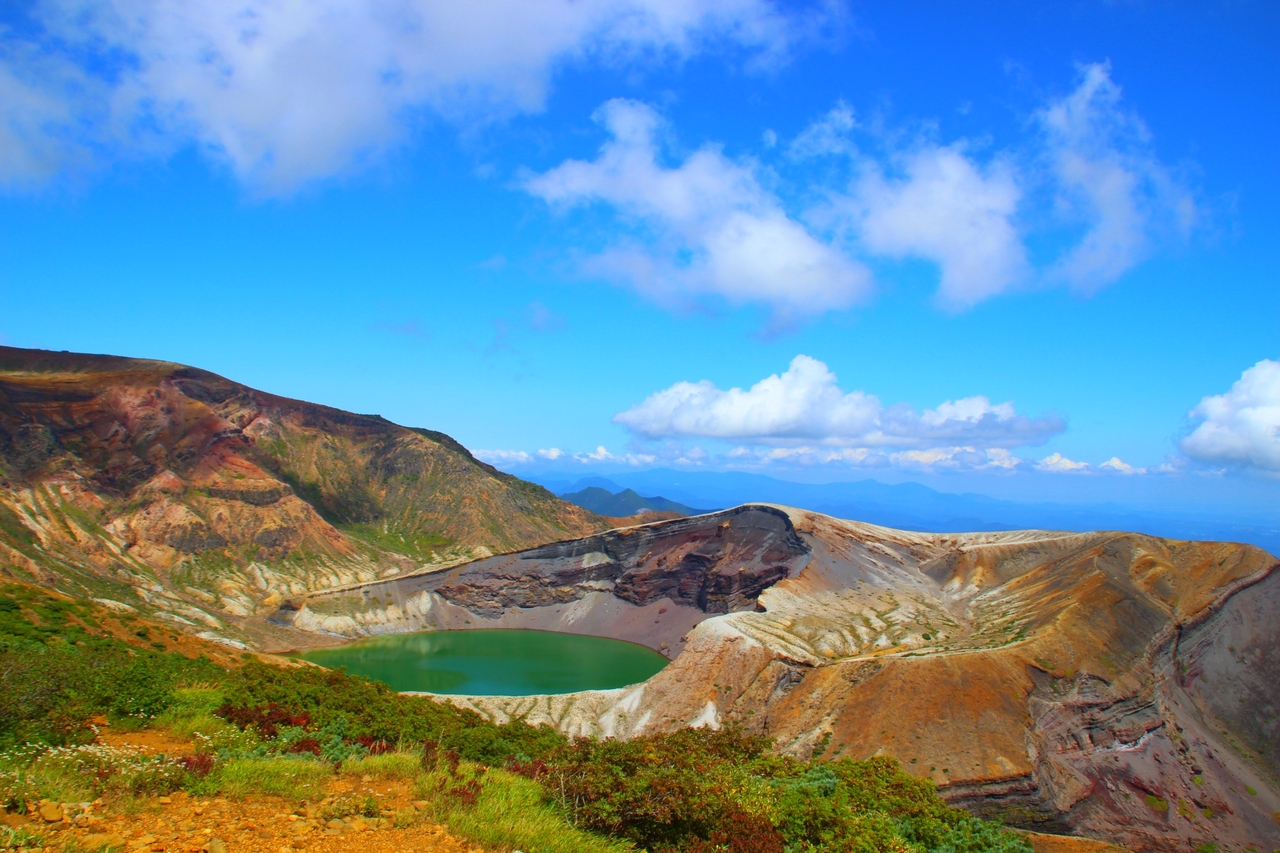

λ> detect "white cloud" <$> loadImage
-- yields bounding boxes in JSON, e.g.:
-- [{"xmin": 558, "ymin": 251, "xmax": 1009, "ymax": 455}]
[
  {"xmin": 1098, "ymin": 456, "xmax": 1146, "ymax": 475},
  {"xmin": 474, "ymin": 448, "xmax": 532, "ymax": 465},
  {"xmin": 778, "ymin": 61, "xmax": 1195, "ymax": 311},
  {"xmin": 525, "ymin": 99, "xmax": 871, "ymax": 319},
  {"xmin": 1180, "ymin": 359, "xmax": 1280, "ymax": 474},
  {"xmin": 788, "ymin": 100, "xmax": 856, "ymax": 158},
  {"xmin": 614, "ymin": 354, "xmax": 1063, "ymax": 448},
  {"xmin": 1, "ymin": 0, "xmax": 818, "ymax": 193},
  {"xmin": 740, "ymin": 445, "xmax": 1025, "ymax": 473},
  {"xmin": 478, "ymin": 445, "xmax": 657, "ymax": 468},
  {"xmin": 1038, "ymin": 62, "xmax": 1196, "ymax": 291},
  {"xmin": 572, "ymin": 445, "xmax": 657, "ymax": 465},
  {"xmin": 849, "ymin": 144, "xmax": 1027, "ymax": 309},
  {"xmin": 1035, "ymin": 452, "xmax": 1091, "ymax": 474}
]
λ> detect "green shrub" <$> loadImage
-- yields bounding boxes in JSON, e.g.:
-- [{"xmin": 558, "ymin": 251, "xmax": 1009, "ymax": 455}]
[
  {"xmin": 0, "ymin": 598, "xmax": 223, "ymax": 747},
  {"xmin": 532, "ymin": 728, "xmax": 1032, "ymax": 853},
  {"xmin": 216, "ymin": 660, "xmax": 566, "ymax": 764}
]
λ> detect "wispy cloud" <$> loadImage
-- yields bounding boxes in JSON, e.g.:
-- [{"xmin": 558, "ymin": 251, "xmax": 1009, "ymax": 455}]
[
  {"xmin": 474, "ymin": 445, "xmax": 657, "ymax": 467},
  {"xmin": 0, "ymin": 0, "xmax": 828, "ymax": 193},
  {"xmin": 1037, "ymin": 62, "xmax": 1196, "ymax": 291}
]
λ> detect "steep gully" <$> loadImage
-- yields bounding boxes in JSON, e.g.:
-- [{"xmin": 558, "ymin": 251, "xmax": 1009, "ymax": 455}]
[{"xmin": 274, "ymin": 505, "xmax": 1280, "ymax": 852}]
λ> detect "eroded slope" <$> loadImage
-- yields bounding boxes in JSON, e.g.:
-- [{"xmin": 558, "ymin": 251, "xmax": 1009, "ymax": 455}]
[{"xmin": 0, "ymin": 346, "xmax": 606, "ymax": 646}]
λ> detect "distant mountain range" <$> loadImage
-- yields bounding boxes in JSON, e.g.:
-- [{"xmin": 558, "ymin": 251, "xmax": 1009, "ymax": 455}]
[
  {"xmin": 534, "ymin": 469, "xmax": 1280, "ymax": 556},
  {"xmin": 559, "ymin": 485, "xmax": 716, "ymax": 518}
]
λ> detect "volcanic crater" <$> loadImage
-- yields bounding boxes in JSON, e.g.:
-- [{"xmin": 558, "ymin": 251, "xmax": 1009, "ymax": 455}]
[{"xmin": 275, "ymin": 504, "xmax": 1280, "ymax": 853}]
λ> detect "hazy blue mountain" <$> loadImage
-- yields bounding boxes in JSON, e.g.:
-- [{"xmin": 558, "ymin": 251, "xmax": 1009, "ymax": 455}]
[
  {"xmin": 528, "ymin": 469, "xmax": 1279, "ymax": 556},
  {"xmin": 560, "ymin": 486, "xmax": 716, "ymax": 517}
]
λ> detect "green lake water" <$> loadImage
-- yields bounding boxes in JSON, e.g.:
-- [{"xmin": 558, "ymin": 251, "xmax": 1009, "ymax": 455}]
[{"xmin": 293, "ymin": 629, "xmax": 670, "ymax": 695}]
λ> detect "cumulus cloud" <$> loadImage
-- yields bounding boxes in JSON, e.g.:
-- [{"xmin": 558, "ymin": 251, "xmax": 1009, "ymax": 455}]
[
  {"xmin": 1098, "ymin": 456, "xmax": 1146, "ymax": 475},
  {"xmin": 1180, "ymin": 359, "xmax": 1280, "ymax": 474},
  {"xmin": 849, "ymin": 144, "xmax": 1027, "ymax": 309},
  {"xmin": 1038, "ymin": 62, "xmax": 1196, "ymax": 291},
  {"xmin": 524, "ymin": 99, "xmax": 871, "ymax": 319},
  {"xmin": 1, "ymin": 0, "xmax": 819, "ymax": 192},
  {"xmin": 1035, "ymin": 452, "xmax": 1090, "ymax": 473},
  {"xmin": 613, "ymin": 354, "xmax": 1063, "ymax": 449}
]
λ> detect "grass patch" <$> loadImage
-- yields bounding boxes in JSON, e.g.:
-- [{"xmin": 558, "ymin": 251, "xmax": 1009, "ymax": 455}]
[
  {"xmin": 155, "ymin": 687, "xmax": 230, "ymax": 739},
  {"xmin": 341, "ymin": 751, "xmax": 420, "ymax": 781},
  {"xmin": 417, "ymin": 762, "xmax": 632, "ymax": 853},
  {"xmin": 198, "ymin": 756, "xmax": 331, "ymax": 801}
]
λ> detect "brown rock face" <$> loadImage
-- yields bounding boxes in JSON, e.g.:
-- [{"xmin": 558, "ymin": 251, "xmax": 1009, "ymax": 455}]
[
  {"xmin": 0, "ymin": 346, "xmax": 607, "ymax": 640},
  {"xmin": 293, "ymin": 499, "xmax": 803, "ymax": 625}
]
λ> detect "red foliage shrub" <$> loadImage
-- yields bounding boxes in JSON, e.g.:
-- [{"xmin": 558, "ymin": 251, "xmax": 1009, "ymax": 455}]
[
  {"xmin": 177, "ymin": 753, "xmax": 214, "ymax": 776},
  {"xmin": 287, "ymin": 738, "xmax": 322, "ymax": 756},
  {"xmin": 506, "ymin": 756, "xmax": 549, "ymax": 780},
  {"xmin": 448, "ymin": 779, "xmax": 482, "ymax": 806},
  {"xmin": 214, "ymin": 702, "xmax": 311, "ymax": 738},
  {"xmin": 353, "ymin": 735, "xmax": 393, "ymax": 755}
]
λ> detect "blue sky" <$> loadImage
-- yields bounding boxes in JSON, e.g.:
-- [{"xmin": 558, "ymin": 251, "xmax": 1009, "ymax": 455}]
[{"xmin": 1, "ymin": 0, "xmax": 1278, "ymax": 515}]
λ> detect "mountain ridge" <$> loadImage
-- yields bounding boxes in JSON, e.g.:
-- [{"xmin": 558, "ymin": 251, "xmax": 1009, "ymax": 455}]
[{"xmin": 0, "ymin": 345, "xmax": 608, "ymax": 646}]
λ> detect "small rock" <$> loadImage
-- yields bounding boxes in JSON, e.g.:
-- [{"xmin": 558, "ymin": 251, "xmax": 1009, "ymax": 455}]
[
  {"xmin": 156, "ymin": 797, "xmax": 171, "ymax": 805},
  {"xmin": 326, "ymin": 819, "xmax": 345, "ymax": 831},
  {"xmin": 38, "ymin": 803, "xmax": 63, "ymax": 823},
  {"xmin": 361, "ymin": 775, "xmax": 372, "ymax": 783},
  {"xmin": 206, "ymin": 838, "xmax": 227, "ymax": 853},
  {"xmin": 80, "ymin": 832, "xmax": 127, "ymax": 851},
  {"xmin": 349, "ymin": 818, "xmax": 369, "ymax": 832}
]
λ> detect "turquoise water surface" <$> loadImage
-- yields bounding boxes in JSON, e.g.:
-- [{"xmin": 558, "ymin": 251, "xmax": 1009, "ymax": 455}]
[{"xmin": 294, "ymin": 628, "xmax": 669, "ymax": 695}]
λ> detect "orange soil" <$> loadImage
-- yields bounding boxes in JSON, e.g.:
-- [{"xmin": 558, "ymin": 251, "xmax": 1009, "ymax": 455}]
[{"xmin": 9, "ymin": 728, "xmax": 487, "ymax": 853}]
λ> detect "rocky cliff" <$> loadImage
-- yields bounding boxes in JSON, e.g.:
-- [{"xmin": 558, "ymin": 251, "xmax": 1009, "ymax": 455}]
[
  {"xmin": 0, "ymin": 346, "xmax": 607, "ymax": 646},
  {"xmin": 280, "ymin": 506, "xmax": 1280, "ymax": 853}
]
